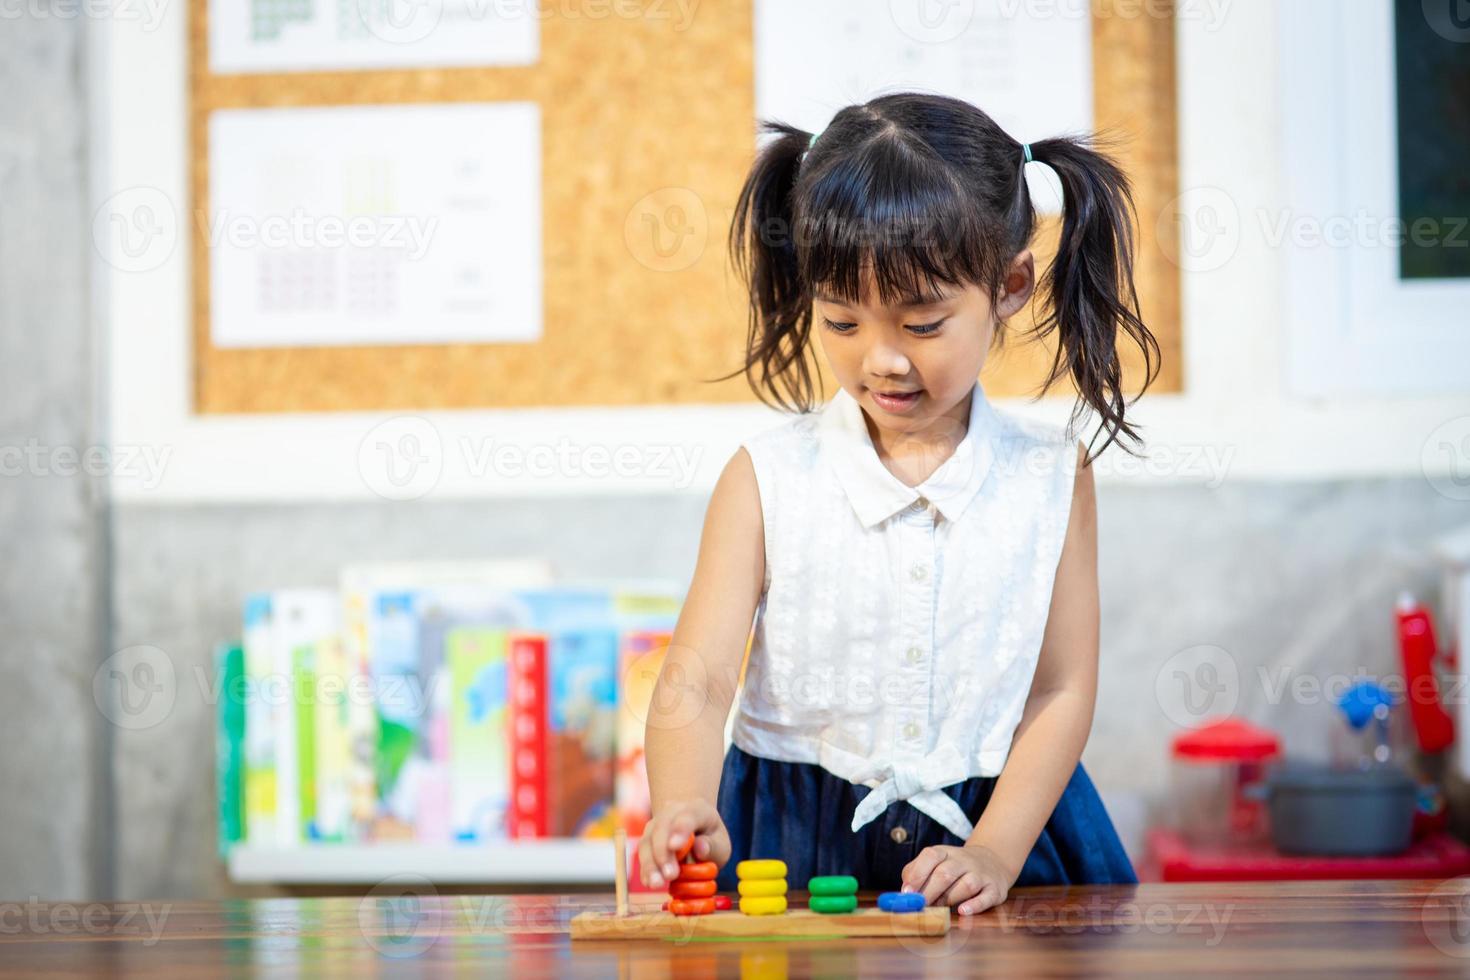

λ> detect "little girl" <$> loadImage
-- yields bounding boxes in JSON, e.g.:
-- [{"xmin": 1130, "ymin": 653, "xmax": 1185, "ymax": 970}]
[{"xmin": 638, "ymin": 92, "xmax": 1156, "ymax": 915}]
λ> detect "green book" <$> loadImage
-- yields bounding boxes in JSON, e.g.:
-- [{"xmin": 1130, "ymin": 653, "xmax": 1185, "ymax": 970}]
[{"xmin": 215, "ymin": 642, "xmax": 245, "ymax": 856}]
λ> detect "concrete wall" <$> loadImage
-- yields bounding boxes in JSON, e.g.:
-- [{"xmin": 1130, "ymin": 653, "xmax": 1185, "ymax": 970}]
[{"xmin": 0, "ymin": 11, "xmax": 110, "ymax": 900}]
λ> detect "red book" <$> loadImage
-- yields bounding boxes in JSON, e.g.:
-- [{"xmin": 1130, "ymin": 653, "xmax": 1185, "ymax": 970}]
[{"xmin": 508, "ymin": 632, "xmax": 548, "ymax": 839}]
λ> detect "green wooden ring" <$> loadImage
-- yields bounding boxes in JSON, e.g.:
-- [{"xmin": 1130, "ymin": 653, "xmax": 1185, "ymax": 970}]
[
  {"xmin": 808, "ymin": 894, "xmax": 859, "ymax": 914},
  {"xmin": 806, "ymin": 875, "xmax": 859, "ymax": 896}
]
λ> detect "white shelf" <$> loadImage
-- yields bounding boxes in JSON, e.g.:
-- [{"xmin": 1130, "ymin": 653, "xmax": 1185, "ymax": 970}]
[{"xmin": 227, "ymin": 840, "xmax": 617, "ymax": 885}]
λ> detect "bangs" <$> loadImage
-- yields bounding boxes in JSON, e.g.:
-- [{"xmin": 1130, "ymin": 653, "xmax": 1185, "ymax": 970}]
[{"xmin": 793, "ymin": 133, "xmax": 1003, "ymax": 306}]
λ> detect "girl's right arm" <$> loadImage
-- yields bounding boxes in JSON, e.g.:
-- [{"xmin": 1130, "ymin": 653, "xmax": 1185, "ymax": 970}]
[{"xmin": 639, "ymin": 447, "xmax": 765, "ymax": 888}]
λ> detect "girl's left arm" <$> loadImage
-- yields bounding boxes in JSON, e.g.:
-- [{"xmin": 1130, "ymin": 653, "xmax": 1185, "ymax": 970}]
[{"xmin": 901, "ymin": 443, "xmax": 1099, "ymax": 913}]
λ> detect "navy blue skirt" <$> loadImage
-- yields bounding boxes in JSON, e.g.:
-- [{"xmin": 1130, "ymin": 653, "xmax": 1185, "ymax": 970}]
[{"xmin": 714, "ymin": 745, "xmax": 1137, "ymax": 893}]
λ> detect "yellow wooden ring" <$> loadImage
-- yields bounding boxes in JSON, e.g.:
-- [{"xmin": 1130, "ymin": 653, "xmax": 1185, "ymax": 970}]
[
  {"xmin": 735, "ymin": 859, "xmax": 788, "ymax": 880},
  {"xmin": 736, "ymin": 878, "xmax": 788, "ymax": 897},
  {"xmin": 739, "ymin": 895, "xmax": 788, "ymax": 916}
]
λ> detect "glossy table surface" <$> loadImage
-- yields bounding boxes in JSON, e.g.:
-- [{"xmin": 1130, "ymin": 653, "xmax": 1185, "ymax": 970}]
[{"xmin": 5, "ymin": 880, "xmax": 1470, "ymax": 976}]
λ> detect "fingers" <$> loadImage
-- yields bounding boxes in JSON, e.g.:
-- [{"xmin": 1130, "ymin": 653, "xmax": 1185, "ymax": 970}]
[
  {"xmin": 645, "ymin": 800, "xmax": 730, "ymax": 887},
  {"xmin": 940, "ymin": 871, "xmax": 983, "ymax": 910},
  {"xmin": 901, "ymin": 845, "xmax": 948, "ymax": 894},
  {"xmin": 637, "ymin": 832, "xmax": 661, "ymax": 889},
  {"xmin": 957, "ymin": 882, "xmax": 1003, "ymax": 916}
]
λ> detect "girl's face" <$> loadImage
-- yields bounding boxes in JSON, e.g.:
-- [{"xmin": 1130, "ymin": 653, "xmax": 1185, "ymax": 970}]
[{"xmin": 813, "ymin": 252, "xmax": 1035, "ymax": 445}]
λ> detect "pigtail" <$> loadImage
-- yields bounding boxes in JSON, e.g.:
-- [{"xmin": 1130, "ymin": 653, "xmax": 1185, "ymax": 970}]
[
  {"xmin": 1027, "ymin": 135, "xmax": 1160, "ymax": 461},
  {"xmin": 719, "ymin": 121, "xmax": 822, "ymax": 413}
]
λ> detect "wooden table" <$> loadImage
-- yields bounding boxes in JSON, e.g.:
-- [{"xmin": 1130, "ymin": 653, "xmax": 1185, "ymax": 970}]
[{"xmin": 5, "ymin": 880, "xmax": 1470, "ymax": 976}]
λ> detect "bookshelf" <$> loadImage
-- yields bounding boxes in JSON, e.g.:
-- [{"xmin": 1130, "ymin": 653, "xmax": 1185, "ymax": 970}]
[{"xmin": 228, "ymin": 840, "xmax": 617, "ymax": 886}]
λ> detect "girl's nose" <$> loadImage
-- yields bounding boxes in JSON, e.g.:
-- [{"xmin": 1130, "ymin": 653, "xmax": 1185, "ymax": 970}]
[{"xmin": 862, "ymin": 341, "xmax": 912, "ymax": 379}]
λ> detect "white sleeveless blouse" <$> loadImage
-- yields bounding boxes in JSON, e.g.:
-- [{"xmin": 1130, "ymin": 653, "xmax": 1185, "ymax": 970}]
[{"xmin": 730, "ymin": 382, "xmax": 1078, "ymax": 840}]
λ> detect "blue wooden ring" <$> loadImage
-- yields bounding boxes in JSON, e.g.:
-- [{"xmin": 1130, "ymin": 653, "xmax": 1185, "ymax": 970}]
[{"xmin": 877, "ymin": 891, "xmax": 925, "ymax": 913}]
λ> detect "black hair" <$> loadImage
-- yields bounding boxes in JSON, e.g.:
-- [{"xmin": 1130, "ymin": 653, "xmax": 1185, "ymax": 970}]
[{"xmin": 719, "ymin": 92, "xmax": 1159, "ymax": 462}]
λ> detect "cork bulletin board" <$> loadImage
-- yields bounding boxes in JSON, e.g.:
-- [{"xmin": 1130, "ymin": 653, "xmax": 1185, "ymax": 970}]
[{"xmin": 190, "ymin": 0, "xmax": 1180, "ymax": 413}]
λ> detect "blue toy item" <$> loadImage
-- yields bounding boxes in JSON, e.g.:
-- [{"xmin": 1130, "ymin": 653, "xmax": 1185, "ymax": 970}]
[
  {"xmin": 1336, "ymin": 681, "xmax": 1396, "ymax": 731},
  {"xmin": 877, "ymin": 891, "xmax": 925, "ymax": 913}
]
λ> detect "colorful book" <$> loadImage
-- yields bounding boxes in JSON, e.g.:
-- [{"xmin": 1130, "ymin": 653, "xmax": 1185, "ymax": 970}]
[
  {"xmin": 339, "ymin": 561, "xmax": 553, "ymax": 840},
  {"xmin": 508, "ymin": 632, "xmax": 549, "ymax": 838},
  {"xmin": 272, "ymin": 590, "xmax": 339, "ymax": 843},
  {"xmin": 215, "ymin": 642, "xmax": 245, "ymax": 856},
  {"xmin": 615, "ymin": 629, "xmax": 675, "ymax": 837},
  {"xmin": 310, "ymin": 631, "xmax": 351, "ymax": 842},
  {"xmin": 547, "ymin": 629, "xmax": 619, "ymax": 838},
  {"xmin": 446, "ymin": 627, "xmax": 511, "ymax": 841},
  {"xmin": 241, "ymin": 595, "xmax": 278, "ymax": 846}
]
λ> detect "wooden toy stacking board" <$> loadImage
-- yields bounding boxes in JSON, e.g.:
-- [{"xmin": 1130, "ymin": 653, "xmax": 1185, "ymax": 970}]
[
  {"xmin": 574, "ymin": 834, "xmax": 948, "ymax": 940},
  {"xmin": 570, "ymin": 902, "xmax": 950, "ymax": 941}
]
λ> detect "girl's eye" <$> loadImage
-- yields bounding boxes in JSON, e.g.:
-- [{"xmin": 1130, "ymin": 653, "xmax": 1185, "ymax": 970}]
[{"xmin": 821, "ymin": 318, "xmax": 945, "ymax": 335}]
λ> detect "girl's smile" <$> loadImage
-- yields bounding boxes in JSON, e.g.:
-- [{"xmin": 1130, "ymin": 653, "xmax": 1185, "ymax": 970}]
[{"xmin": 866, "ymin": 386, "xmax": 924, "ymax": 415}]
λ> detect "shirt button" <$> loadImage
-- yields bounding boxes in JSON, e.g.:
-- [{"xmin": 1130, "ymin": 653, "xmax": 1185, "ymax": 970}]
[
  {"xmin": 890, "ymin": 826, "xmax": 909, "ymax": 844},
  {"xmin": 906, "ymin": 646, "xmax": 922, "ymax": 663},
  {"xmin": 903, "ymin": 722, "xmax": 920, "ymax": 738},
  {"xmin": 910, "ymin": 564, "xmax": 927, "ymax": 582}
]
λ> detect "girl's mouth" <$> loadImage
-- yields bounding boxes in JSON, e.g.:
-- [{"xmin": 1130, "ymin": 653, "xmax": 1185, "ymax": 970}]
[{"xmin": 868, "ymin": 387, "xmax": 923, "ymax": 414}]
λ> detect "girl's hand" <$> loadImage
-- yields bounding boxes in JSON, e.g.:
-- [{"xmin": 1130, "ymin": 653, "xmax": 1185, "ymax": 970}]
[
  {"xmin": 900, "ymin": 844, "xmax": 1017, "ymax": 915},
  {"xmin": 637, "ymin": 799, "xmax": 732, "ymax": 889}
]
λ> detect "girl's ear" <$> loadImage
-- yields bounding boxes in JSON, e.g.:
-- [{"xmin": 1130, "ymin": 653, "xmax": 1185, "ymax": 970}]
[{"xmin": 994, "ymin": 249, "xmax": 1036, "ymax": 320}]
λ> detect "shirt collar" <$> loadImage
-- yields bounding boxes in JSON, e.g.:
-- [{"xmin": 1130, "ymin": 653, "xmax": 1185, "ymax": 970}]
[{"xmin": 819, "ymin": 383, "xmax": 996, "ymax": 529}]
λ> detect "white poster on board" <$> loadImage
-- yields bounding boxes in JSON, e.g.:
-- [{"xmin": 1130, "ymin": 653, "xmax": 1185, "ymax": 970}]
[
  {"xmin": 208, "ymin": 102, "xmax": 542, "ymax": 349},
  {"xmin": 754, "ymin": 0, "xmax": 1093, "ymax": 212},
  {"xmin": 209, "ymin": 0, "xmax": 539, "ymax": 73}
]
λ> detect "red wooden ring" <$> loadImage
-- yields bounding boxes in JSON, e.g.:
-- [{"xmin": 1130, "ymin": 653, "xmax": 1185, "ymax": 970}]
[
  {"xmin": 675, "ymin": 860, "xmax": 719, "ymax": 881},
  {"xmin": 669, "ymin": 897, "xmax": 717, "ymax": 916},
  {"xmin": 712, "ymin": 894, "xmax": 732, "ymax": 911},
  {"xmin": 674, "ymin": 836, "xmax": 693, "ymax": 862},
  {"xmin": 669, "ymin": 879, "xmax": 717, "ymax": 899}
]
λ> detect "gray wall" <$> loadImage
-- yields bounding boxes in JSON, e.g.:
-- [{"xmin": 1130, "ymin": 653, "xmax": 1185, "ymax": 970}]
[
  {"xmin": 109, "ymin": 479, "xmax": 1470, "ymax": 899},
  {"xmin": 0, "ymin": 12, "xmax": 110, "ymax": 900}
]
